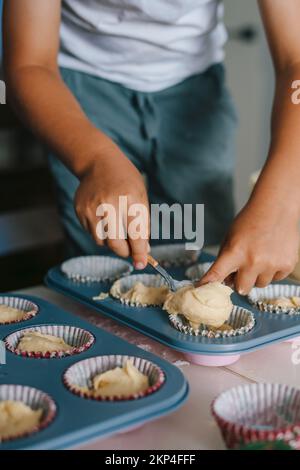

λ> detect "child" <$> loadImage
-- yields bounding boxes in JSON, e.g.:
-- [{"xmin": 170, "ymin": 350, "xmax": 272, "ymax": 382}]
[{"xmin": 3, "ymin": 0, "xmax": 300, "ymax": 294}]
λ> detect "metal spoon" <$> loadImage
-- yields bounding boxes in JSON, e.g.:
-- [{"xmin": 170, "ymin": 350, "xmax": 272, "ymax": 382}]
[{"xmin": 147, "ymin": 255, "xmax": 193, "ymax": 292}]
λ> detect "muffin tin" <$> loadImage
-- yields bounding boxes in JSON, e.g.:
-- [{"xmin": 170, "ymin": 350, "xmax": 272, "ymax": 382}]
[
  {"xmin": 46, "ymin": 253, "xmax": 300, "ymax": 366},
  {"xmin": 0, "ymin": 295, "xmax": 188, "ymax": 449}
]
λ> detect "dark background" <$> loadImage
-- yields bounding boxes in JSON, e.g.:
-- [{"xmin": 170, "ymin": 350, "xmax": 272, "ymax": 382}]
[{"xmin": 0, "ymin": 0, "xmax": 64, "ymax": 292}]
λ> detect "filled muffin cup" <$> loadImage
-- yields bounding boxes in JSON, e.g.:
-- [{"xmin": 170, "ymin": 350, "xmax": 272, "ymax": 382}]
[
  {"xmin": 150, "ymin": 244, "xmax": 200, "ymax": 268},
  {"xmin": 0, "ymin": 297, "xmax": 39, "ymax": 326},
  {"xmin": 248, "ymin": 284, "xmax": 300, "ymax": 315},
  {"xmin": 169, "ymin": 306, "xmax": 255, "ymax": 338},
  {"xmin": 63, "ymin": 355, "xmax": 165, "ymax": 401},
  {"xmin": 185, "ymin": 262, "xmax": 213, "ymax": 281},
  {"xmin": 212, "ymin": 383, "xmax": 300, "ymax": 449},
  {"xmin": 5, "ymin": 324, "xmax": 95, "ymax": 359},
  {"xmin": 61, "ymin": 255, "xmax": 133, "ymax": 283},
  {"xmin": 0, "ymin": 384, "xmax": 56, "ymax": 443},
  {"xmin": 110, "ymin": 274, "xmax": 169, "ymax": 307}
]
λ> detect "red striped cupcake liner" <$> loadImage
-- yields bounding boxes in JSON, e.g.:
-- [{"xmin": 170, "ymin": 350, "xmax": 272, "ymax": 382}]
[
  {"xmin": 5, "ymin": 324, "xmax": 95, "ymax": 359},
  {"xmin": 0, "ymin": 297, "xmax": 39, "ymax": 326},
  {"xmin": 63, "ymin": 355, "xmax": 165, "ymax": 402},
  {"xmin": 0, "ymin": 384, "xmax": 56, "ymax": 443},
  {"xmin": 212, "ymin": 383, "xmax": 300, "ymax": 449}
]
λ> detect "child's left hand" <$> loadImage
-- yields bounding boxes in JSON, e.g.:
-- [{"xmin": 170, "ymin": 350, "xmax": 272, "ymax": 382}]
[{"xmin": 198, "ymin": 200, "xmax": 300, "ymax": 294}]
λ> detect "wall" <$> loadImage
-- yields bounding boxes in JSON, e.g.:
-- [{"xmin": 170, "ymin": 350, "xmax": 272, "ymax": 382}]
[{"xmin": 224, "ymin": 0, "xmax": 275, "ymax": 211}]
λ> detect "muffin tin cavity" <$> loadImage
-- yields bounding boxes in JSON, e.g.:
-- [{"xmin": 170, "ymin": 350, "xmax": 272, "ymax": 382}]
[
  {"xmin": 61, "ymin": 256, "xmax": 133, "ymax": 283},
  {"xmin": 0, "ymin": 384, "xmax": 56, "ymax": 443},
  {"xmin": 5, "ymin": 324, "xmax": 95, "ymax": 358},
  {"xmin": 63, "ymin": 355, "xmax": 165, "ymax": 401},
  {"xmin": 0, "ymin": 297, "xmax": 39, "ymax": 326}
]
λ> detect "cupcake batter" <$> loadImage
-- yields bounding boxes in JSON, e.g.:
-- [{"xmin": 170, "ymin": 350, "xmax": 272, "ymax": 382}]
[
  {"xmin": 163, "ymin": 282, "xmax": 233, "ymax": 329},
  {"xmin": 263, "ymin": 296, "xmax": 300, "ymax": 308},
  {"xmin": 111, "ymin": 281, "xmax": 170, "ymax": 306},
  {"xmin": 0, "ymin": 305, "xmax": 25, "ymax": 324},
  {"xmin": 17, "ymin": 331, "xmax": 72, "ymax": 353},
  {"xmin": 88, "ymin": 360, "xmax": 149, "ymax": 398},
  {"xmin": 0, "ymin": 400, "xmax": 42, "ymax": 440}
]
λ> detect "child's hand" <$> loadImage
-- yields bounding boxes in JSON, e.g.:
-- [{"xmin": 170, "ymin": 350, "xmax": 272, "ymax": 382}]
[
  {"xmin": 74, "ymin": 143, "xmax": 150, "ymax": 269},
  {"xmin": 198, "ymin": 201, "xmax": 300, "ymax": 294}
]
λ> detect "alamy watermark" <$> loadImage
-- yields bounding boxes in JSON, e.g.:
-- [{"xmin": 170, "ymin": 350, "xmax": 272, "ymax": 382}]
[
  {"xmin": 0, "ymin": 80, "xmax": 6, "ymax": 104},
  {"xmin": 291, "ymin": 340, "xmax": 300, "ymax": 365},
  {"xmin": 95, "ymin": 197, "xmax": 204, "ymax": 250},
  {"xmin": 0, "ymin": 341, "xmax": 6, "ymax": 365}
]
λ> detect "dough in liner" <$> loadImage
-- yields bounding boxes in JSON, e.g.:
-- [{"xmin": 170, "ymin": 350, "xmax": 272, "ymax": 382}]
[
  {"xmin": 17, "ymin": 331, "xmax": 72, "ymax": 353},
  {"xmin": 0, "ymin": 305, "xmax": 25, "ymax": 324},
  {"xmin": 163, "ymin": 281, "xmax": 233, "ymax": 329},
  {"xmin": 111, "ymin": 281, "xmax": 170, "ymax": 306},
  {"xmin": 85, "ymin": 361, "xmax": 149, "ymax": 398},
  {"xmin": 0, "ymin": 400, "xmax": 42, "ymax": 440}
]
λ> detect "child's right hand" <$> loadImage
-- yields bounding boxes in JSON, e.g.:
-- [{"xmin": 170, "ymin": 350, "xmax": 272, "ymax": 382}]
[{"xmin": 74, "ymin": 142, "xmax": 150, "ymax": 270}]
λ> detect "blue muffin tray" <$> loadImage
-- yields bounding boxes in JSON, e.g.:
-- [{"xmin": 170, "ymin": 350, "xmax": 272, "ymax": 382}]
[
  {"xmin": 46, "ymin": 253, "xmax": 300, "ymax": 365},
  {"xmin": 0, "ymin": 296, "xmax": 189, "ymax": 450},
  {"xmin": 45, "ymin": 253, "xmax": 300, "ymax": 359}
]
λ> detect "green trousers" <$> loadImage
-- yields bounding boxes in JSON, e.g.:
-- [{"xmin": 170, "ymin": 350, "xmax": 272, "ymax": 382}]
[{"xmin": 48, "ymin": 63, "xmax": 237, "ymax": 255}]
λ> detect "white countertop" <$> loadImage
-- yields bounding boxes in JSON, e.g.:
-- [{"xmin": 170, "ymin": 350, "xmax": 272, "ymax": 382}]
[{"xmin": 15, "ymin": 285, "xmax": 300, "ymax": 450}]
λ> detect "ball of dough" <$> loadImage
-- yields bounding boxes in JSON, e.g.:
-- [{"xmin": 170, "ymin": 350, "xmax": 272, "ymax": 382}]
[
  {"xmin": 0, "ymin": 400, "xmax": 42, "ymax": 440},
  {"xmin": 163, "ymin": 281, "xmax": 233, "ymax": 329}
]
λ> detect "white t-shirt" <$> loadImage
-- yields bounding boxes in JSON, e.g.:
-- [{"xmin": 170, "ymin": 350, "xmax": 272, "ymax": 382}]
[{"xmin": 59, "ymin": 0, "xmax": 227, "ymax": 92}]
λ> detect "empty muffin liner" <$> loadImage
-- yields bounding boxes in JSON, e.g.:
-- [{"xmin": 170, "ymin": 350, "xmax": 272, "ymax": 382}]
[
  {"xmin": 61, "ymin": 256, "xmax": 133, "ymax": 283},
  {"xmin": 110, "ymin": 274, "xmax": 169, "ymax": 307},
  {"xmin": 0, "ymin": 384, "xmax": 56, "ymax": 443},
  {"xmin": 150, "ymin": 244, "xmax": 200, "ymax": 268},
  {"xmin": 63, "ymin": 355, "xmax": 165, "ymax": 401},
  {"xmin": 185, "ymin": 262, "xmax": 213, "ymax": 281},
  {"xmin": 4, "ymin": 324, "xmax": 95, "ymax": 359},
  {"xmin": 0, "ymin": 297, "xmax": 39, "ymax": 326},
  {"xmin": 212, "ymin": 383, "xmax": 300, "ymax": 449},
  {"xmin": 169, "ymin": 306, "xmax": 255, "ymax": 338},
  {"xmin": 248, "ymin": 284, "xmax": 300, "ymax": 315}
]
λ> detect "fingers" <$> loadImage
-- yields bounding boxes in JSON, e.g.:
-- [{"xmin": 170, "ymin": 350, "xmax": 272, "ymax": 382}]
[
  {"xmin": 197, "ymin": 249, "xmax": 239, "ymax": 286},
  {"xmin": 234, "ymin": 267, "xmax": 258, "ymax": 295},
  {"xmin": 129, "ymin": 238, "xmax": 149, "ymax": 269}
]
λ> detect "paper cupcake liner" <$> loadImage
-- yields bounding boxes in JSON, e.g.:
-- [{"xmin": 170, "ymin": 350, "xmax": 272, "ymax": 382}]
[
  {"xmin": 150, "ymin": 244, "xmax": 200, "ymax": 268},
  {"xmin": 63, "ymin": 355, "xmax": 165, "ymax": 401},
  {"xmin": 61, "ymin": 256, "xmax": 133, "ymax": 283},
  {"xmin": 0, "ymin": 384, "xmax": 56, "ymax": 443},
  {"xmin": 185, "ymin": 262, "xmax": 213, "ymax": 281},
  {"xmin": 212, "ymin": 383, "xmax": 300, "ymax": 449},
  {"xmin": 169, "ymin": 306, "xmax": 255, "ymax": 338},
  {"xmin": 0, "ymin": 297, "xmax": 39, "ymax": 326},
  {"xmin": 248, "ymin": 284, "xmax": 300, "ymax": 315},
  {"xmin": 110, "ymin": 274, "xmax": 169, "ymax": 307},
  {"xmin": 4, "ymin": 324, "xmax": 95, "ymax": 359}
]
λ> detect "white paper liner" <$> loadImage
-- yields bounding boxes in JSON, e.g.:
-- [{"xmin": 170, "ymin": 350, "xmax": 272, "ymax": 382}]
[
  {"xmin": 110, "ymin": 274, "xmax": 169, "ymax": 307},
  {"xmin": 0, "ymin": 384, "xmax": 56, "ymax": 443},
  {"xmin": 185, "ymin": 262, "xmax": 213, "ymax": 281},
  {"xmin": 63, "ymin": 355, "xmax": 165, "ymax": 401},
  {"xmin": 4, "ymin": 324, "xmax": 95, "ymax": 359},
  {"xmin": 0, "ymin": 297, "xmax": 39, "ymax": 326},
  {"xmin": 212, "ymin": 383, "xmax": 300, "ymax": 449},
  {"xmin": 150, "ymin": 244, "xmax": 200, "ymax": 268},
  {"xmin": 169, "ymin": 306, "xmax": 255, "ymax": 338},
  {"xmin": 61, "ymin": 256, "xmax": 133, "ymax": 283},
  {"xmin": 248, "ymin": 284, "xmax": 300, "ymax": 315}
]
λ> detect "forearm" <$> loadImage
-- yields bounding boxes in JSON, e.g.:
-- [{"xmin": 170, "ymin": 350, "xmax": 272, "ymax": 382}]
[
  {"xmin": 5, "ymin": 65, "xmax": 119, "ymax": 178},
  {"xmin": 249, "ymin": 64, "xmax": 300, "ymax": 221}
]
